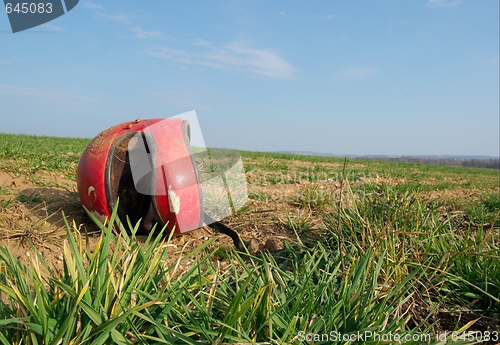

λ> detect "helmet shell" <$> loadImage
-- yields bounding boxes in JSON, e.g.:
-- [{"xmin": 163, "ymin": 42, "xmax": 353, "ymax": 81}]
[{"xmin": 77, "ymin": 118, "xmax": 203, "ymax": 235}]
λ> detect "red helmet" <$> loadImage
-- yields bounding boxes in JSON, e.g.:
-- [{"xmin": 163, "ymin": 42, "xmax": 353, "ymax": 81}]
[{"xmin": 77, "ymin": 118, "xmax": 203, "ymax": 235}]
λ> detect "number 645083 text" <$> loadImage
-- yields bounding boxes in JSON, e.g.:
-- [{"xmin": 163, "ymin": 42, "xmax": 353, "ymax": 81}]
[{"xmin": 5, "ymin": 3, "xmax": 53, "ymax": 14}]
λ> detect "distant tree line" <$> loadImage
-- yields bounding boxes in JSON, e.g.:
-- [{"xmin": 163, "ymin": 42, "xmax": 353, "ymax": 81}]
[
  {"xmin": 355, "ymin": 156, "xmax": 500, "ymax": 170},
  {"xmin": 460, "ymin": 159, "xmax": 500, "ymax": 169}
]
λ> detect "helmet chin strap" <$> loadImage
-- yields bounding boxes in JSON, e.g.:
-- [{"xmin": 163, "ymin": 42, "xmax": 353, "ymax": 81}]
[{"xmin": 203, "ymin": 212, "xmax": 244, "ymax": 251}]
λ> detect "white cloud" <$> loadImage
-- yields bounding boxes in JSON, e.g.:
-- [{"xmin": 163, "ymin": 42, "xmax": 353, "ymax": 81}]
[
  {"xmin": 94, "ymin": 11, "xmax": 133, "ymax": 24},
  {"xmin": 83, "ymin": 2, "xmax": 104, "ymax": 10},
  {"xmin": 85, "ymin": 3, "xmax": 134, "ymax": 25},
  {"xmin": 426, "ymin": 0, "xmax": 462, "ymax": 8},
  {"xmin": 0, "ymin": 84, "xmax": 98, "ymax": 105},
  {"xmin": 145, "ymin": 42, "xmax": 296, "ymax": 80},
  {"xmin": 130, "ymin": 27, "xmax": 162, "ymax": 40},
  {"xmin": 342, "ymin": 67, "xmax": 378, "ymax": 78},
  {"xmin": 318, "ymin": 14, "xmax": 337, "ymax": 20},
  {"xmin": 0, "ymin": 60, "xmax": 11, "ymax": 65},
  {"xmin": 38, "ymin": 23, "xmax": 63, "ymax": 31},
  {"xmin": 191, "ymin": 39, "xmax": 211, "ymax": 46},
  {"xmin": 146, "ymin": 47, "xmax": 195, "ymax": 64},
  {"xmin": 278, "ymin": 11, "xmax": 285, "ymax": 16}
]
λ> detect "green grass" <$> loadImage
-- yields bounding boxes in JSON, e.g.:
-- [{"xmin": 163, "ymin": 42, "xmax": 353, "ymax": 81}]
[
  {"xmin": 291, "ymin": 183, "xmax": 335, "ymax": 209},
  {"xmin": 1, "ymin": 133, "xmax": 497, "ymax": 190},
  {"xmin": 482, "ymin": 193, "xmax": 500, "ymax": 213},
  {"xmin": 1, "ymin": 192, "xmax": 494, "ymax": 344},
  {"xmin": 241, "ymin": 150, "xmax": 499, "ymax": 191},
  {"xmin": 0, "ymin": 133, "xmax": 499, "ymax": 343},
  {"xmin": 325, "ymin": 184, "xmax": 500, "ymax": 314},
  {"xmin": 462, "ymin": 193, "xmax": 500, "ymax": 226},
  {"xmin": 0, "ymin": 133, "xmax": 89, "ymax": 178},
  {"xmin": 0, "ymin": 199, "xmax": 14, "ymax": 211},
  {"xmin": 249, "ymin": 191, "xmax": 277, "ymax": 202},
  {"xmin": 18, "ymin": 191, "xmax": 43, "ymax": 204},
  {"xmin": 0, "ymin": 184, "xmax": 10, "ymax": 195}
]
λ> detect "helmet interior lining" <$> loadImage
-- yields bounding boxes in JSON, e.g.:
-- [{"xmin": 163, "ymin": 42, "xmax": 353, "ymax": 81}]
[{"xmin": 106, "ymin": 132, "xmax": 158, "ymax": 233}]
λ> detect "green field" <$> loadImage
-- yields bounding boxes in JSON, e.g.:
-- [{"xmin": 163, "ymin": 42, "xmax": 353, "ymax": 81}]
[{"xmin": 0, "ymin": 133, "xmax": 499, "ymax": 344}]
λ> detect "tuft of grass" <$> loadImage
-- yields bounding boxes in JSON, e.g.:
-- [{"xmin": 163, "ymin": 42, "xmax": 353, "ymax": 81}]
[
  {"xmin": 286, "ymin": 214, "xmax": 313, "ymax": 235},
  {"xmin": 0, "ymin": 185, "xmax": 10, "ymax": 196},
  {"xmin": 291, "ymin": 183, "xmax": 335, "ymax": 210},
  {"xmin": 249, "ymin": 191, "xmax": 278, "ymax": 202},
  {"xmin": 0, "ymin": 199, "xmax": 14, "ymax": 211},
  {"xmin": 18, "ymin": 191, "xmax": 43, "ymax": 204},
  {"xmin": 0, "ymin": 202, "xmax": 217, "ymax": 344},
  {"xmin": 0, "ymin": 185, "xmax": 15, "ymax": 210},
  {"xmin": 461, "ymin": 192, "xmax": 500, "ymax": 227},
  {"xmin": 1, "ymin": 199, "xmax": 485, "ymax": 343},
  {"xmin": 324, "ymin": 182, "xmax": 500, "ymax": 324},
  {"xmin": 482, "ymin": 193, "xmax": 500, "ymax": 213}
]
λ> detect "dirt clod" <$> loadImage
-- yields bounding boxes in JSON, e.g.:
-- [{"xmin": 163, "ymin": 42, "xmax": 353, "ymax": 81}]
[
  {"xmin": 244, "ymin": 237, "xmax": 262, "ymax": 254},
  {"xmin": 265, "ymin": 237, "xmax": 285, "ymax": 252}
]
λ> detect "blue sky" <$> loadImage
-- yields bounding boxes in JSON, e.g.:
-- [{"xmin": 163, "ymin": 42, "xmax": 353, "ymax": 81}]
[{"xmin": 1, "ymin": 0, "xmax": 498, "ymax": 156}]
